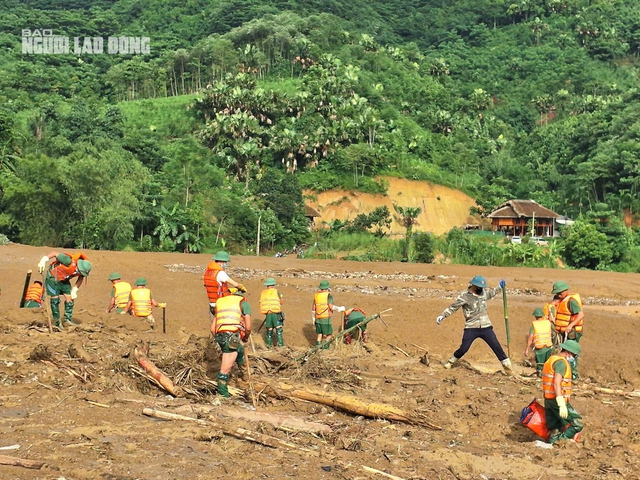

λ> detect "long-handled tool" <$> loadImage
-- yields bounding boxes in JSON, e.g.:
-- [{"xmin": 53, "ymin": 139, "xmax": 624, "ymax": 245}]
[
  {"xmin": 40, "ymin": 272, "xmax": 53, "ymax": 333},
  {"xmin": 502, "ymin": 285, "xmax": 512, "ymax": 360},
  {"xmin": 162, "ymin": 306, "xmax": 166, "ymax": 334},
  {"xmin": 19, "ymin": 270, "xmax": 32, "ymax": 308},
  {"xmin": 243, "ymin": 345, "xmax": 257, "ymax": 408}
]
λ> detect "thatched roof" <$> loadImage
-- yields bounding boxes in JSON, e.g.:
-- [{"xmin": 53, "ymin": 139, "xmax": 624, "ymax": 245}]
[
  {"xmin": 304, "ymin": 205, "xmax": 320, "ymax": 217},
  {"xmin": 488, "ymin": 200, "xmax": 559, "ymax": 219}
]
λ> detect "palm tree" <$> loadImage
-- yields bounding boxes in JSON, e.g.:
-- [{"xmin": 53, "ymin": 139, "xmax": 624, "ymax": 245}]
[{"xmin": 393, "ymin": 204, "xmax": 422, "ymax": 261}]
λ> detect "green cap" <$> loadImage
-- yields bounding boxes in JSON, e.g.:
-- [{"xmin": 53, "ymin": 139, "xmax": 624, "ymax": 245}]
[
  {"xmin": 560, "ymin": 340, "xmax": 581, "ymax": 356},
  {"xmin": 212, "ymin": 251, "xmax": 230, "ymax": 262},
  {"xmin": 77, "ymin": 259, "xmax": 92, "ymax": 276},
  {"xmin": 108, "ymin": 272, "xmax": 121, "ymax": 281},
  {"xmin": 319, "ymin": 280, "xmax": 330, "ymax": 289},
  {"xmin": 264, "ymin": 277, "xmax": 277, "ymax": 286},
  {"xmin": 469, "ymin": 275, "xmax": 487, "ymax": 288},
  {"xmin": 135, "ymin": 277, "xmax": 147, "ymax": 286},
  {"xmin": 532, "ymin": 308, "xmax": 544, "ymax": 317},
  {"xmin": 551, "ymin": 281, "xmax": 569, "ymax": 295}
]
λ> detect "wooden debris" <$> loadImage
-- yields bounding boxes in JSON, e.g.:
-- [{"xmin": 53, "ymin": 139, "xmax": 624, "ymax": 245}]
[
  {"xmin": 174, "ymin": 404, "xmax": 332, "ymax": 434},
  {"xmin": 85, "ymin": 399, "xmax": 109, "ymax": 408},
  {"xmin": 253, "ymin": 381, "xmax": 441, "ymax": 430},
  {"xmin": 68, "ymin": 343, "xmax": 95, "ymax": 363},
  {"xmin": 133, "ymin": 344, "xmax": 183, "ymax": 397},
  {"xmin": 0, "ymin": 454, "xmax": 45, "ymax": 470},
  {"xmin": 142, "ymin": 408, "xmax": 318, "ymax": 455},
  {"xmin": 388, "ymin": 344, "xmax": 410, "ymax": 357},
  {"xmin": 362, "ymin": 465, "xmax": 406, "ymax": 480},
  {"xmin": 590, "ymin": 387, "xmax": 640, "ymax": 398}
]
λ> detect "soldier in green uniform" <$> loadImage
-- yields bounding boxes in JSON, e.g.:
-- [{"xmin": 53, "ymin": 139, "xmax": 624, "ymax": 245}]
[
  {"xmin": 211, "ymin": 287, "xmax": 252, "ymax": 397},
  {"xmin": 312, "ymin": 280, "xmax": 345, "ymax": 349},
  {"xmin": 259, "ymin": 277, "xmax": 284, "ymax": 348},
  {"xmin": 343, "ymin": 307, "xmax": 368, "ymax": 344}
]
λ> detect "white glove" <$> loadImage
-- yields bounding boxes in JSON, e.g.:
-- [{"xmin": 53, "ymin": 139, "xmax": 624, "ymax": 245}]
[
  {"xmin": 436, "ymin": 315, "xmax": 445, "ymax": 325},
  {"xmin": 335, "ymin": 306, "xmax": 346, "ymax": 313},
  {"xmin": 38, "ymin": 255, "xmax": 49, "ymax": 273},
  {"xmin": 556, "ymin": 396, "xmax": 568, "ymax": 419},
  {"xmin": 70, "ymin": 286, "xmax": 79, "ymax": 300}
]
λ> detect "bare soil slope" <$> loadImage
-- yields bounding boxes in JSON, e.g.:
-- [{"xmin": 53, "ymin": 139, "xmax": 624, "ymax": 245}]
[
  {"xmin": 306, "ymin": 177, "xmax": 480, "ymax": 235},
  {"xmin": 2, "ymin": 244, "xmax": 640, "ymax": 479}
]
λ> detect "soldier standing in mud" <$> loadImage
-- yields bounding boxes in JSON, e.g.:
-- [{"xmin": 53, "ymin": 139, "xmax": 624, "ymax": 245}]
[
  {"xmin": 259, "ymin": 277, "xmax": 285, "ymax": 348},
  {"xmin": 38, "ymin": 251, "xmax": 92, "ymax": 330},
  {"xmin": 541, "ymin": 340, "xmax": 583, "ymax": 443},
  {"xmin": 524, "ymin": 307, "xmax": 556, "ymax": 377},
  {"xmin": 436, "ymin": 275, "xmax": 513, "ymax": 373},
  {"xmin": 211, "ymin": 287, "xmax": 252, "ymax": 397},
  {"xmin": 312, "ymin": 280, "xmax": 345, "ymax": 349},
  {"xmin": 203, "ymin": 251, "xmax": 247, "ymax": 317},
  {"xmin": 551, "ymin": 281, "xmax": 584, "ymax": 380}
]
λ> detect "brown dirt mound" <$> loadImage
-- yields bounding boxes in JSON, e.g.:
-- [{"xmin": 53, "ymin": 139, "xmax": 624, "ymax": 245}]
[{"xmin": 305, "ymin": 177, "xmax": 481, "ymax": 235}]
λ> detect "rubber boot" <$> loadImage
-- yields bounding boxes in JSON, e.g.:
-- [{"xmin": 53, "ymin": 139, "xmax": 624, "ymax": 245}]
[
  {"xmin": 276, "ymin": 327, "xmax": 284, "ymax": 347},
  {"xmin": 216, "ymin": 372, "xmax": 230, "ymax": 397},
  {"xmin": 344, "ymin": 333, "xmax": 352, "ymax": 345},
  {"xmin": 64, "ymin": 300, "xmax": 77, "ymax": 325},
  {"xmin": 501, "ymin": 358, "xmax": 513, "ymax": 374},
  {"xmin": 322, "ymin": 340, "xmax": 330, "ymax": 350},
  {"xmin": 548, "ymin": 429, "xmax": 562, "ymax": 444},
  {"xmin": 235, "ymin": 345, "xmax": 245, "ymax": 367},
  {"xmin": 51, "ymin": 297, "xmax": 63, "ymax": 330},
  {"xmin": 316, "ymin": 341, "xmax": 322, "ymax": 347},
  {"xmin": 444, "ymin": 355, "xmax": 458, "ymax": 369},
  {"xmin": 265, "ymin": 328, "xmax": 273, "ymax": 348}
]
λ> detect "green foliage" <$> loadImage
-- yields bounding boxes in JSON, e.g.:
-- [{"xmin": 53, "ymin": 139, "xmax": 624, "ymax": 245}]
[
  {"xmin": 562, "ymin": 219, "xmax": 613, "ymax": 270},
  {"xmin": 413, "ymin": 232, "xmax": 435, "ymax": 263}
]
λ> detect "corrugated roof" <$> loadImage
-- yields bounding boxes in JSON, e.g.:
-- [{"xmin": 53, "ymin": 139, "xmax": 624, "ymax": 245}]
[
  {"xmin": 488, "ymin": 200, "xmax": 559, "ymax": 219},
  {"xmin": 304, "ymin": 205, "xmax": 320, "ymax": 217}
]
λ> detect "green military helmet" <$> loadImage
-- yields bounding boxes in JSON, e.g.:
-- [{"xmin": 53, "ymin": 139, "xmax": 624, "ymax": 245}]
[
  {"xmin": 319, "ymin": 280, "xmax": 330, "ymax": 290},
  {"xmin": 264, "ymin": 277, "xmax": 277, "ymax": 286},
  {"xmin": 532, "ymin": 307, "xmax": 544, "ymax": 317},
  {"xmin": 560, "ymin": 340, "xmax": 581, "ymax": 356},
  {"xmin": 108, "ymin": 272, "xmax": 121, "ymax": 281},
  {"xmin": 77, "ymin": 259, "xmax": 92, "ymax": 277},
  {"xmin": 552, "ymin": 281, "xmax": 570, "ymax": 295},
  {"xmin": 135, "ymin": 277, "xmax": 148, "ymax": 286},
  {"xmin": 212, "ymin": 251, "xmax": 230, "ymax": 262}
]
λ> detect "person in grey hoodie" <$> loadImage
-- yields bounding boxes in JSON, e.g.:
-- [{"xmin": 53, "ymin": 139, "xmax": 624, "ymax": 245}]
[{"xmin": 436, "ymin": 275, "xmax": 512, "ymax": 373}]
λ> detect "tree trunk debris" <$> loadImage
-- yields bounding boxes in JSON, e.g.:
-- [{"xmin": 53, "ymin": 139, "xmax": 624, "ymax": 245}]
[
  {"xmin": 133, "ymin": 344, "xmax": 183, "ymax": 397},
  {"xmin": 0, "ymin": 454, "xmax": 46, "ymax": 470}
]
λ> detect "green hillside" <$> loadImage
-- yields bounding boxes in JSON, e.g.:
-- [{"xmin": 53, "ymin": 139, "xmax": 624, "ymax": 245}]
[{"xmin": 0, "ymin": 0, "xmax": 639, "ymax": 269}]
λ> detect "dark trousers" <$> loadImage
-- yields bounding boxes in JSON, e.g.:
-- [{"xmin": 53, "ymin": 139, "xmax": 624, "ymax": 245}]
[{"xmin": 453, "ymin": 326, "xmax": 508, "ymax": 361}]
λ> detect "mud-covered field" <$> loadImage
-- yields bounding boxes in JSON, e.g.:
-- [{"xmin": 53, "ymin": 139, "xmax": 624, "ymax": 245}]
[{"xmin": 2, "ymin": 244, "xmax": 640, "ymax": 479}]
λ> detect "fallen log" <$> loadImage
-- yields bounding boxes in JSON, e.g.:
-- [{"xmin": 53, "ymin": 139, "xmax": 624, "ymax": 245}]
[
  {"xmin": 174, "ymin": 404, "xmax": 331, "ymax": 434},
  {"xmin": 253, "ymin": 381, "xmax": 441, "ymax": 430},
  {"xmin": 133, "ymin": 345, "xmax": 182, "ymax": 397},
  {"xmin": 0, "ymin": 454, "xmax": 45, "ymax": 470},
  {"xmin": 142, "ymin": 408, "xmax": 318, "ymax": 455},
  {"xmin": 589, "ymin": 387, "xmax": 640, "ymax": 398}
]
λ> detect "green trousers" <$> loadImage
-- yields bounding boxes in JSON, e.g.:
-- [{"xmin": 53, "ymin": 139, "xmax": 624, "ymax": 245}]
[
  {"xmin": 534, "ymin": 347, "xmax": 552, "ymax": 376},
  {"xmin": 544, "ymin": 398, "xmax": 583, "ymax": 442}
]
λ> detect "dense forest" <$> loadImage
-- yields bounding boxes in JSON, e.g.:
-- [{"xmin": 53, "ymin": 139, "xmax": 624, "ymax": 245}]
[{"xmin": 0, "ymin": 0, "xmax": 639, "ymax": 270}]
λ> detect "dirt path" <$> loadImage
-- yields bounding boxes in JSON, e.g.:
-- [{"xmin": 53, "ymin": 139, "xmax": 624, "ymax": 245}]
[{"xmin": 1, "ymin": 244, "xmax": 640, "ymax": 479}]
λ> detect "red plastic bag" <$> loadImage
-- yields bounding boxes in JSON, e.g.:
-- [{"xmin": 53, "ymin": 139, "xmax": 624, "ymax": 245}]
[{"xmin": 520, "ymin": 398, "xmax": 550, "ymax": 441}]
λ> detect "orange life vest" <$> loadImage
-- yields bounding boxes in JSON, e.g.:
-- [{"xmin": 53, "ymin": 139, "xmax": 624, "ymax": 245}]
[
  {"xmin": 542, "ymin": 302, "xmax": 557, "ymax": 323},
  {"xmin": 314, "ymin": 291, "xmax": 332, "ymax": 319},
  {"xmin": 345, "ymin": 307, "xmax": 366, "ymax": 322},
  {"xmin": 113, "ymin": 281, "xmax": 132, "ymax": 309},
  {"xmin": 555, "ymin": 294, "xmax": 583, "ymax": 333},
  {"xmin": 542, "ymin": 355, "xmax": 572, "ymax": 401},
  {"xmin": 215, "ymin": 295, "xmax": 245, "ymax": 336},
  {"xmin": 532, "ymin": 319, "xmax": 553, "ymax": 349},
  {"xmin": 203, "ymin": 262, "xmax": 230, "ymax": 303},
  {"xmin": 131, "ymin": 288, "xmax": 152, "ymax": 317},
  {"xmin": 51, "ymin": 252, "xmax": 88, "ymax": 282},
  {"xmin": 260, "ymin": 288, "xmax": 281, "ymax": 314},
  {"xmin": 25, "ymin": 283, "xmax": 44, "ymax": 304}
]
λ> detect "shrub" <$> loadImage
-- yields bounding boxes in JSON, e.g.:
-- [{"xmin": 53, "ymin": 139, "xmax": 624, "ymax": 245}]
[{"xmin": 413, "ymin": 232, "xmax": 435, "ymax": 263}]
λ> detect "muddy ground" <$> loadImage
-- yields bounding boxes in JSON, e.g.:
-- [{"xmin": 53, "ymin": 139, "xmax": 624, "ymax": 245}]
[{"xmin": 2, "ymin": 244, "xmax": 640, "ymax": 480}]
